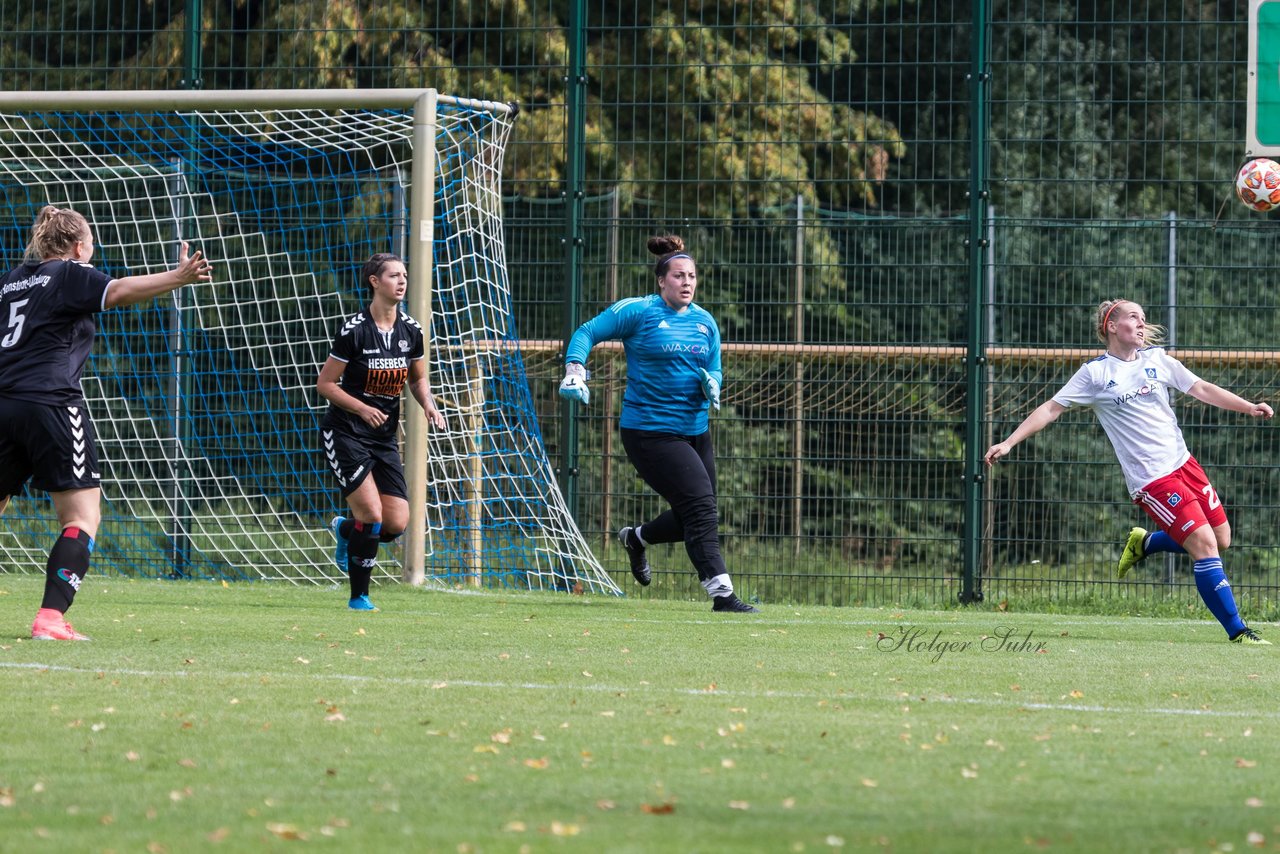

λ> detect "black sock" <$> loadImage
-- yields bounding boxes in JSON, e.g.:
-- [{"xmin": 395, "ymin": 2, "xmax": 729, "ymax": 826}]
[
  {"xmin": 339, "ymin": 518, "xmax": 355, "ymax": 540},
  {"xmin": 41, "ymin": 527, "xmax": 94, "ymax": 613},
  {"xmin": 348, "ymin": 521, "xmax": 381, "ymax": 599},
  {"xmin": 379, "ymin": 530, "xmax": 402, "ymax": 544}
]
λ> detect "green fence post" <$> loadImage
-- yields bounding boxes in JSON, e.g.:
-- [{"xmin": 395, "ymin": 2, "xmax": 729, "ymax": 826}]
[
  {"xmin": 960, "ymin": 0, "xmax": 991, "ymax": 605},
  {"xmin": 557, "ymin": 0, "xmax": 587, "ymax": 516},
  {"xmin": 165, "ymin": 0, "xmax": 203, "ymax": 577}
]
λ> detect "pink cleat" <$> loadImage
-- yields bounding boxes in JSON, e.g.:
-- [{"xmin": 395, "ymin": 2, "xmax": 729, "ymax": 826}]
[{"xmin": 31, "ymin": 608, "xmax": 91, "ymax": 641}]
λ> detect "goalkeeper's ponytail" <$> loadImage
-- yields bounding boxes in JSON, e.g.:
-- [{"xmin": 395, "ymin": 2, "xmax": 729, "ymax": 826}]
[{"xmin": 649, "ymin": 234, "xmax": 692, "ymax": 277}]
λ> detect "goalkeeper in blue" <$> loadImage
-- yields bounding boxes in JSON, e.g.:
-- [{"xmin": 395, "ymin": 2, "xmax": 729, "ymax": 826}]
[
  {"xmin": 559, "ymin": 234, "xmax": 756, "ymax": 613},
  {"xmin": 318, "ymin": 253, "xmax": 446, "ymax": 611},
  {"xmin": 984, "ymin": 299, "xmax": 1273, "ymax": 645}
]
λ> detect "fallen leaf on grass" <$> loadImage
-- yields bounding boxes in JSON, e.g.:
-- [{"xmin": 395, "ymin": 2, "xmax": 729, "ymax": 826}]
[
  {"xmin": 728, "ymin": 801, "xmax": 750, "ymax": 810},
  {"xmin": 860, "ymin": 778, "xmax": 878, "ymax": 788},
  {"xmin": 550, "ymin": 821, "xmax": 580, "ymax": 835},
  {"xmin": 503, "ymin": 821, "xmax": 526, "ymax": 832},
  {"xmin": 524, "ymin": 758, "xmax": 549, "ymax": 769},
  {"xmin": 1245, "ymin": 797, "xmax": 1263, "ymax": 807},
  {"xmin": 641, "ymin": 802, "xmax": 675, "ymax": 814},
  {"xmin": 206, "ymin": 827, "xmax": 229, "ymax": 842},
  {"xmin": 266, "ymin": 823, "xmax": 306, "ymax": 840},
  {"xmin": 1236, "ymin": 758, "xmax": 1258, "ymax": 768}
]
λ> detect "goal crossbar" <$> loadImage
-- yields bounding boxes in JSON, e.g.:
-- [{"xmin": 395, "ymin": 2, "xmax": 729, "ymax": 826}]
[{"xmin": 0, "ymin": 89, "xmax": 516, "ymax": 115}]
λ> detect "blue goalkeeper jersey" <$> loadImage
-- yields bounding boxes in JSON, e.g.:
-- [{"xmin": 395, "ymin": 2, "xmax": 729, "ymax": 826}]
[{"xmin": 565, "ymin": 294, "xmax": 722, "ymax": 434}]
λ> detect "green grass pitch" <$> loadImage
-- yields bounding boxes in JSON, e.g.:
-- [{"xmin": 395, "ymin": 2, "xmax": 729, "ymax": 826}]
[{"xmin": 1, "ymin": 575, "xmax": 1278, "ymax": 852}]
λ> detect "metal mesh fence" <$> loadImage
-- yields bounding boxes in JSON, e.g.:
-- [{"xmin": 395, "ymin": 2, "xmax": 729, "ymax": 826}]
[{"xmin": 1, "ymin": 1, "xmax": 1278, "ymax": 613}]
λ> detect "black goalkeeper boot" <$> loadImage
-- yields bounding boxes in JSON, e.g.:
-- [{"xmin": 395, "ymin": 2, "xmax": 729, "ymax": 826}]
[
  {"xmin": 712, "ymin": 594, "xmax": 758, "ymax": 613},
  {"xmin": 618, "ymin": 526, "xmax": 651, "ymax": 586}
]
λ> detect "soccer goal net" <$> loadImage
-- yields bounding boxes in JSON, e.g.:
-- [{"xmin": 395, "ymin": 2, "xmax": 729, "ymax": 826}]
[{"xmin": 0, "ymin": 89, "xmax": 620, "ymax": 596}]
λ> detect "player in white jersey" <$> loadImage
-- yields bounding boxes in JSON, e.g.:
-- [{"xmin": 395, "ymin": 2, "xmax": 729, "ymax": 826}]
[{"xmin": 984, "ymin": 299, "xmax": 1273, "ymax": 645}]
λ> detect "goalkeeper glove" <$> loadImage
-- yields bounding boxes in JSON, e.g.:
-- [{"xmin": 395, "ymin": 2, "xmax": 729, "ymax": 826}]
[
  {"xmin": 698, "ymin": 368, "xmax": 721, "ymax": 410},
  {"xmin": 559, "ymin": 362, "xmax": 590, "ymax": 405}
]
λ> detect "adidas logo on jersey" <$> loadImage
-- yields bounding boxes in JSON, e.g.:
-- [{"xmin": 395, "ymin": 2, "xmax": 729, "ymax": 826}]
[{"xmin": 658, "ymin": 320, "xmax": 671, "ymax": 328}]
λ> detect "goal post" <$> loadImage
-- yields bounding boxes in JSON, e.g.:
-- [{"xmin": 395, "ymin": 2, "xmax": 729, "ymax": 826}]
[{"xmin": 0, "ymin": 89, "xmax": 622, "ymax": 596}]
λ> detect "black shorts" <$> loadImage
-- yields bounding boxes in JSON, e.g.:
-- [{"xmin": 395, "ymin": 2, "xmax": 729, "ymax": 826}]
[
  {"xmin": 0, "ymin": 398, "xmax": 102, "ymax": 498},
  {"xmin": 321, "ymin": 424, "xmax": 407, "ymax": 500}
]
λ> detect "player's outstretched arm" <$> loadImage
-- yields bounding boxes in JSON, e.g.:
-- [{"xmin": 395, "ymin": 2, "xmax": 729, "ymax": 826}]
[
  {"xmin": 984, "ymin": 400, "xmax": 1067, "ymax": 466},
  {"xmin": 1186, "ymin": 380, "xmax": 1274, "ymax": 419},
  {"xmin": 105, "ymin": 241, "xmax": 212, "ymax": 308}
]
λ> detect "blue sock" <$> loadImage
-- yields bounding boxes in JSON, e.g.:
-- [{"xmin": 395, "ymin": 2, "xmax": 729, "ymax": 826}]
[
  {"xmin": 1143, "ymin": 530, "xmax": 1185, "ymax": 556},
  {"xmin": 1193, "ymin": 557, "xmax": 1246, "ymax": 638}
]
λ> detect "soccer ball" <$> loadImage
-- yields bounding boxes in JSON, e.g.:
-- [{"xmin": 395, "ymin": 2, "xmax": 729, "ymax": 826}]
[{"xmin": 1235, "ymin": 158, "xmax": 1280, "ymax": 212}]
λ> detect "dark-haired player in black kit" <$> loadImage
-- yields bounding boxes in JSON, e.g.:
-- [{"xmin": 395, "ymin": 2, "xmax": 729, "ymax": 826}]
[
  {"xmin": 318, "ymin": 253, "xmax": 446, "ymax": 611},
  {"xmin": 0, "ymin": 205, "xmax": 212, "ymax": 640}
]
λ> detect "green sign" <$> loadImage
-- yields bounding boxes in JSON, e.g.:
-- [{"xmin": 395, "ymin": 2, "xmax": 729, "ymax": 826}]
[{"xmin": 1255, "ymin": 1, "xmax": 1280, "ymax": 149}]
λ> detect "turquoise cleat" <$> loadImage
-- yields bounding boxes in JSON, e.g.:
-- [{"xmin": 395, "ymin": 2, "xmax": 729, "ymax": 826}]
[
  {"xmin": 348, "ymin": 594, "xmax": 379, "ymax": 612},
  {"xmin": 331, "ymin": 516, "xmax": 349, "ymax": 573}
]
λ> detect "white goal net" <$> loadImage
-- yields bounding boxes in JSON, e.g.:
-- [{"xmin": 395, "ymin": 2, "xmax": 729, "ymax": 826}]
[{"xmin": 0, "ymin": 90, "xmax": 620, "ymax": 596}]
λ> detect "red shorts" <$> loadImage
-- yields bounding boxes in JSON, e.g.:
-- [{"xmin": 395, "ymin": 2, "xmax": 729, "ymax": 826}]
[{"xmin": 1132, "ymin": 456, "xmax": 1226, "ymax": 545}]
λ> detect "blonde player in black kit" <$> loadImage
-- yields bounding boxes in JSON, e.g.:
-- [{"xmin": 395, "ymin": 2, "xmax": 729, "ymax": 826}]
[
  {"xmin": 0, "ymin": 206, "xmax": 212, "ymax": 640},
  {"xmin": 317, "ymin": 253, "xmax": 445, "ymax": 611}
]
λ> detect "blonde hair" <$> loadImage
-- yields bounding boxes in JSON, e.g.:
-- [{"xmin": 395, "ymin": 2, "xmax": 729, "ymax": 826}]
[
  {"xmin": 1094, "ymin": 298, "xmax": 1165, "ymax": 346},
  {"xmin": 24, "ymin": 206, "xmax": 90, "ymax": 264}
]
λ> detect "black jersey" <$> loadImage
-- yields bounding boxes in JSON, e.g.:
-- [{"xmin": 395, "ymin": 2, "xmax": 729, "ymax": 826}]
[
  {"xmin": 0, "ymin": 259, "xmax": 113, "ymax": 405},
  {"xmin": 321, "ymin": 306, "xmax": 425, "ymax": 439}
]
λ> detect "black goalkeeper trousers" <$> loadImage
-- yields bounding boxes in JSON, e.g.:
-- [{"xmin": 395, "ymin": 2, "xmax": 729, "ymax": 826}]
[{"xmin": 620, "ymin": 427, "xmax": 727, "ymax": 583}]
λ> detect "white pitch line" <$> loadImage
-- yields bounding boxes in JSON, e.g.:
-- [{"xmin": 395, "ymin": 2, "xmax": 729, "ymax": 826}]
[{"xmin": 3, "ymin": 660, "xmax": 1278, "ymax": 720}]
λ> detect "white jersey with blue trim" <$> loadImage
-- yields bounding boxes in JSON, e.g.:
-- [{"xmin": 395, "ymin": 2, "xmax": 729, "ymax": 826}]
[
  {"xmin": 565, "ymin": 293, "xmax": 722, "ymax": 434},
  {"xmin": 1051, "ymin": 347, "xmax": 1200, "ymax": 496}
]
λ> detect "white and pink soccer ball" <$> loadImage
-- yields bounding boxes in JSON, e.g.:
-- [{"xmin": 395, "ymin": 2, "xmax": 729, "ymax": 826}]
[{"xmin": 1236, "ymin": 157, "xmax": 1280, "ymax": 212}]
